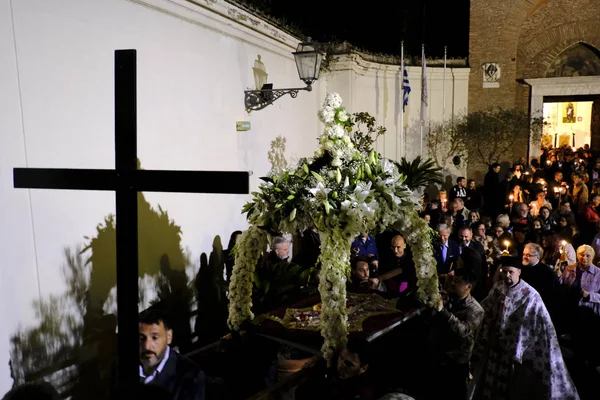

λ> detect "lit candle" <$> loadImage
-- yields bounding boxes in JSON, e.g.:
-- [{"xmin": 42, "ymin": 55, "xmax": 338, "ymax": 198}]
[
  {"xmin": 504, "ymin": 240, "xmax": 510, "ymax": 252},
  {"xmin": 560, "ymin": 240, "xmax": 567, "ymax": 254},
  {"xmin": 509, "ymin": 194, "xmax": 514, "ymax": 202},
  {"xmin": 546, "ymin": 160, "xmax": 551, "ymax": 165}
]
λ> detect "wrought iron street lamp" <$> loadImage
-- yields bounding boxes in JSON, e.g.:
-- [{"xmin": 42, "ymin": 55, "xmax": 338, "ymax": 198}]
[{"xmin": 244, "ymin": 38, "xmax": 324, "ymax": 112}]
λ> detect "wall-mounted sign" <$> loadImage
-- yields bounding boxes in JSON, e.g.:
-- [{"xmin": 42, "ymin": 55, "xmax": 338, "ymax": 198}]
[
  {"xmin": 236, "ymin": 121, "xmax": 251, "ymax": 131},
  {"xmin": 482, "ymin": 63, "xmax": 501, "ymax": 88}
]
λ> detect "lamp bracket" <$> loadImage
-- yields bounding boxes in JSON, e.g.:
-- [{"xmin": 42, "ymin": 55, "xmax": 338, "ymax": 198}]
[{"xmin": 244, "ymin": 85, "xmax": 312, "ymax": 112}]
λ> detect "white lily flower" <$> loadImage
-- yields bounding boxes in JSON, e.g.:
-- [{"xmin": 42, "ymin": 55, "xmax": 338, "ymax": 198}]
[{"xmin": 308, "ymin": 182, "xmax": 331, "ymax": 203}]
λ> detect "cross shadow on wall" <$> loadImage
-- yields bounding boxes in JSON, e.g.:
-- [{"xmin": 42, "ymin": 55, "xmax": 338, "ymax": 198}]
[{"xmin": 8, "ymin": 190, "xmax": 200, "ymax": 400}]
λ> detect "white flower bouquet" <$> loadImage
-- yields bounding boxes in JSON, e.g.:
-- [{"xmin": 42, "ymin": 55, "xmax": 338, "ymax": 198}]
[{"xmin": 228, "ymin": 92, "xmax": 440, "ymax": 362}]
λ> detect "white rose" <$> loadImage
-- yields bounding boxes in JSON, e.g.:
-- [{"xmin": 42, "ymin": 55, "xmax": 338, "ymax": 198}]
[
  {"xmin": 330, "ymin": 125, "xmax": 345, "ymax": 138},
  {"xmin": 318, "ymin": 109, "xmax": 335, "ymax": 124},
  {"xmin": 325, "ymin": 92, "xmax": 343, "ymax": 108}
]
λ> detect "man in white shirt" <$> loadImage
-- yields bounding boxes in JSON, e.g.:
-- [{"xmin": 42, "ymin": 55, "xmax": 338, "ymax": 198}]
[{"xmin": 139, "ymin": 308, "xmax": 206, "ymax": 400}]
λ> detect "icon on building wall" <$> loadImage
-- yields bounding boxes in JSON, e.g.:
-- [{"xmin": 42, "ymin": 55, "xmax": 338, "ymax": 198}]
[
  {"xmin": 482, "ymin": 63, "xmax": 501, "ymax": 88},
  {"xmin": 563, "ymin": 102, "xmax": 576, "ymax": 123}
]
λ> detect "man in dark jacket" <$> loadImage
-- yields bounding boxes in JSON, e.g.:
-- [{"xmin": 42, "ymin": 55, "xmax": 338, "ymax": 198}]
[
  {"xmin": 428, "ymin": 268, "xmax": 484, "ymax": 400},
  {"xmin": 435, "ymin": 224, "xmax": 461, "ymax": 276},
  {"xmin": 520, "ymin": 243, "xmax": 563, "ymax": 331},
  {"xmin": 483, "ymin": 163, "xmax": 502, "ymax": 218},
  {"xmin": 139, "ymin": 308, "xmax": 206, "ymax": 400}
]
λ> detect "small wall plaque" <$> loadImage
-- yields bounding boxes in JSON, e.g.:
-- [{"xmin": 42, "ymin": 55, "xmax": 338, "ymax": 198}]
[
  {"xmin": 236, "ymin": 121, "xmax": 251, "ymax": 131},
  {"xmin": 482, "ymin": 63, "xmax": 501, "ymax": 88}
]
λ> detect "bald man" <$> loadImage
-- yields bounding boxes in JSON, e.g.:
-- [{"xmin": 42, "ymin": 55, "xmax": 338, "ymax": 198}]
[{"xmin": 388, "ymin": 234, "xmax": 417, "ymax": 294}]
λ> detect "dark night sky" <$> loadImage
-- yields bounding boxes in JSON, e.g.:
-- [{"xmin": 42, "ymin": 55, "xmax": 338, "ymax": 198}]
[{"xmin": 237, "ymin": 0, "xmax": 471, "ymax": 59}]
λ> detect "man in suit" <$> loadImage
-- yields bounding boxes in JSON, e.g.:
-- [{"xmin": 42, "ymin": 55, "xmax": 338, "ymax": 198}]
[
  {"xmin": 457, "ymin": 226, "xmax": 485, "ymax": 258},
  {"xmin": 458, "ymin": 226, "xmax": 486, "ymax": 268},
  {"xmin": 139, "ymin": 308, "xmax": 206, "ymax": 400},
  {"xmin": 435, "ymin": 224, "xmax": 461, "ymax": 277}
]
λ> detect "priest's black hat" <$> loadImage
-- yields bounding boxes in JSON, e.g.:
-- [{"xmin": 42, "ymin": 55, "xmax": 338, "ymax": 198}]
[{"xmin": 499, "ymin": 255, "xmax": 521, "ymax": 269}]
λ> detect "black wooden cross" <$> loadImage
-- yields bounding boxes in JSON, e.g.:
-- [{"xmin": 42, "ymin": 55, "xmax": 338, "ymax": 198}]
[{"xmin": 13, "ymin": 50, "xmax": 249, "ymax": 393}]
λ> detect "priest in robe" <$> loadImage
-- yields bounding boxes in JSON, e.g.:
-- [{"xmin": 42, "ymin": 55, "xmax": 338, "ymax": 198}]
[{"xmin": 469, "ymin": 256, "xmax": 579, "ymax": 400}]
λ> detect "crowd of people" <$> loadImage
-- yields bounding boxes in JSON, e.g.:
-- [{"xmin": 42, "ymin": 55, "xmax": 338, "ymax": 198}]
[
  {"xmin": 334, "ymin": 145, "xmax": 600, "ymax": 398},
  {"xmin": 421, "ymin": 145, "xmax": 599, "ymax": 399},
  {"xmin": 5, "ymin": 145, "xmax": 600, "ymax": 400}
]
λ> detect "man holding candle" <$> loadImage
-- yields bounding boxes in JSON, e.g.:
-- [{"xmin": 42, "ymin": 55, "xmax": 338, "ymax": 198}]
[
  {"xmin": 470, "ymin": 256, "xmax": 579, "ymax": 399},
  {"xmin": 548, "ymin": 171, "xmax": 571, "ymax": 210}
]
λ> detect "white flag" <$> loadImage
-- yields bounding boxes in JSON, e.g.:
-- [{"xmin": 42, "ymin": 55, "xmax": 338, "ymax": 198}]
[{"xmin": 420, "ymin": 46, "xmax": 428, "ymax": 123}]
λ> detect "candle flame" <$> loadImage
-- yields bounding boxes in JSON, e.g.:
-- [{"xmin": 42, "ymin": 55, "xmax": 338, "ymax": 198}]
[{"xmin": 503, "ymin": 240, "xmax": 509, "ymax": 247}]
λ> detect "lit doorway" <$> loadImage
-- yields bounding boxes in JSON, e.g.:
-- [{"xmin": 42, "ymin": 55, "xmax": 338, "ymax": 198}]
[
  {"xmin": 525, "ymin": 77, "xmax": 600, "ymax": 161},
  {"xmin": 541, "ymin": 96, "xmax": 597, "ymax": 149}
]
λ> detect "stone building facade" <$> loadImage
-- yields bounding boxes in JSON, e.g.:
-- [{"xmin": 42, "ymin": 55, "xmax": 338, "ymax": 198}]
[{"xmin": 468, "ymin": 0, "xmax": 600, "ymax": 177}]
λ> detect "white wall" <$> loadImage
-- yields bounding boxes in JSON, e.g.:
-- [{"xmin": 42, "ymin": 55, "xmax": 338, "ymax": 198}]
[
  {"xmin": 0, "ymin": 0, "xmax": 325, "ymax": 392},
  {"xmin": 325, "ymin": 53, "xmax": 470, "ymax": 164}
]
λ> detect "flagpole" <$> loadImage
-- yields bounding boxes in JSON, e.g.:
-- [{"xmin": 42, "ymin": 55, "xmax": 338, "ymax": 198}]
[
  {"xmin": 420, "ymin": 44, "xmax": 424, "ymax": 158},
  {"xmin": 400, "ymin": 41, "xmax": 404, "ymax": 160},
  {"xmin": 443, "ymin": 46, "xmax": 447, "ymax": 124}
]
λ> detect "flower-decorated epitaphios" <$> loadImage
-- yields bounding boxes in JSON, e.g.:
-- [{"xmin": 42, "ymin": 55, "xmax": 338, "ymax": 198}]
[{"xmin": 228, "ymin": 93, "xmax": 439, "ymax": 362}]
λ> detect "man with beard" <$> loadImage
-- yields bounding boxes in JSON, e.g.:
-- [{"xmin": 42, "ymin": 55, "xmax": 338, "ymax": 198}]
[
  {"xmin": 139, "ymin": 308, "xmax": 206, "ymax": 400},
  {"xmin": 520, "ymin": 243, "xmax": 563, "ymax": 330},
  {"xmin": 469, "ymin": 256, "xmax": 578, "ymax": 400},
  {"xmin": 429, "ymin": 268, "xmax": 484, "ymax": 400}
]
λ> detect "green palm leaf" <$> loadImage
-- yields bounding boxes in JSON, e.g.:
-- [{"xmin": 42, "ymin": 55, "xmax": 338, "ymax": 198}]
[{"xmin": 395, "ymin": 156, "xmax": 443, "ymax": 191}]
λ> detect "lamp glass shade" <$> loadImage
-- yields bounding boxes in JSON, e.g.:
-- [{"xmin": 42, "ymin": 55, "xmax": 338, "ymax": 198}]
[{"xmin": 293, "ymin": 41, "xmax": 323, "ymax": 86}]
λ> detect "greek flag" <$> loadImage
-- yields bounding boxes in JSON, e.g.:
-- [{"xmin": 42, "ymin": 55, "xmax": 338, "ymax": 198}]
[{"xmin": 403, "ymin": 68, "xmax": 411, "ymax": 112}]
